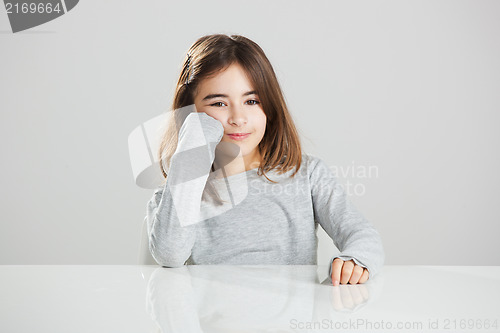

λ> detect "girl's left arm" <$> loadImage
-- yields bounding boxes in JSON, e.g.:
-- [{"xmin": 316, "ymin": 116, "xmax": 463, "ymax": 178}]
[{"xmin": 308, "ymin": 156, "xmax": 385, "ymax": 281}]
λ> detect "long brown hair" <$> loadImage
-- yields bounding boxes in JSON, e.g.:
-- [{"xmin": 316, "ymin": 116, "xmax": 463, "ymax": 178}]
[{"xmin": 158, "ymin": 34, "xmax": 302, "ymax": 185}]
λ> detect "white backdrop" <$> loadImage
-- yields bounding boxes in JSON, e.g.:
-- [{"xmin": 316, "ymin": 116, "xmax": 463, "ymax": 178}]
[{"xmin": 1, "ymin": 0, "xmax": 499, "ymax": 265}]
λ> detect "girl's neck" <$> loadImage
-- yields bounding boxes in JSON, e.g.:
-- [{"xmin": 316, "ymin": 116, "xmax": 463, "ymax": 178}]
[{"xmin": 215, "ymin": 149, "xmax": 261, "ymax": 178}]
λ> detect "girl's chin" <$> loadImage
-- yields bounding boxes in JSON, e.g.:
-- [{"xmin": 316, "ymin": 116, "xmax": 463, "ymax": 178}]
[
  {"xmin": 221, "ymin": 139, "xmax": 244, "ymax": 146},
  {"xmin": 216, "ymin": 141, "xmax": 245, "ymax": 155}
]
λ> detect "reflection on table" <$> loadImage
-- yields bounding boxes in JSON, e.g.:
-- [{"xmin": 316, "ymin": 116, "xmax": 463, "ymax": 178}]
[{"xmin": 1, "ymin": 265, "xmax": 499, "ymax": 332}]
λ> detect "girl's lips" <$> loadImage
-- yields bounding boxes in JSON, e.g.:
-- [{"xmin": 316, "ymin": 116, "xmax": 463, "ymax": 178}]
[{"xmin": 227, "ymin": 133, "xmax": 250, "ymax": 141}]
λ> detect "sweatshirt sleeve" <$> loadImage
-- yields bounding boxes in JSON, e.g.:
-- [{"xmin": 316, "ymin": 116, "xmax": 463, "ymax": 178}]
[
  {"xmin": 145, "ymin": 112, "xmax": 224, "ymax": 267},
  {"xmin": 308, "ymin": 155, "xmax": 385, "ymax": 279}
]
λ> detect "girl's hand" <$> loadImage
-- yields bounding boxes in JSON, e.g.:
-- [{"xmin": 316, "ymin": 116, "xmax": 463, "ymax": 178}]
[
  {"xmin": 331, "ymin": 258, "xmax": 369, "ymax": 285},
  {"xmin": 178, "ymin": 111, "xmax": 224, "ymax": 144}
]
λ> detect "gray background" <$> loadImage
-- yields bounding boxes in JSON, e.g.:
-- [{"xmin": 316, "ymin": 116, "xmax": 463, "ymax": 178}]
[{"xmin": 1, "ymin": 0, "xmax": 499, "ymax": 265}]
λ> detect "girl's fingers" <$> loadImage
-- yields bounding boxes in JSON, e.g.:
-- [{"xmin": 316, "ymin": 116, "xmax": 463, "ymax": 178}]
[
  {"xmin": 331, "ymin": 258, "xmax": 344, "ymax": 286},
  {"xmin": 332, "ymin": 259, "xmax": 370, "ymax": 285},
  {"xmin": 348, "ymin": 264, "xmax": 365, "ymax": 284},
  {"xmin": 340, "ymin": 260, "xmax": 355, "ymax": 284},
  {"xmin": 358, "ymin": 269, "xmax": 370, "ymax": 284}
]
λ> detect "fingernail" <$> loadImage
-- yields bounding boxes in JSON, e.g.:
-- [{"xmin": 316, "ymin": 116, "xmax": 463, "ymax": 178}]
[{"xmin": 333, "ymin": 280, "xmax": 339, "ymax": 286}]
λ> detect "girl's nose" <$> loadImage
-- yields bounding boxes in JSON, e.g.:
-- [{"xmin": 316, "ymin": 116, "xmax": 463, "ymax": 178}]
[{"xmin": 227, "ymin": 106, "xmax": 247, "ymax": 126}]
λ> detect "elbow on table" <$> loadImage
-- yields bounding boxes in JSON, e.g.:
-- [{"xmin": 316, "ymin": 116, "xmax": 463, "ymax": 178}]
[
  {"xmin": 159, "ymin": 261, "xmax": 186, "ymax": 268},
  {"xmin": 150, "ymin": 246, "xmax": 189, "ymax": 268}
]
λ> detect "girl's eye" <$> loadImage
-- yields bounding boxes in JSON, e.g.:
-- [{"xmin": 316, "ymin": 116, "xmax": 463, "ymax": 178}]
[
  {"xmin": 210, "ymin": 100, "xmax": 260, "ymax": 107},
  {"xmin": 210, "ymin": 102, "xmax": 226, "ymax": 107}
]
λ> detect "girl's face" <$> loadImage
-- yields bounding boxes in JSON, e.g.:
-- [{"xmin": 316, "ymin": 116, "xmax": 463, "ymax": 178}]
[{"xmin": 193, "ymin": 63, "xmax": 267, "ymax": 161}]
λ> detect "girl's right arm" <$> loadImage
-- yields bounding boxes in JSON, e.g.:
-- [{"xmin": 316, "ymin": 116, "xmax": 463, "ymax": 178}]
[{"xmin": 145, "ymin": 112, "xmax": 224, "ymax": 267}]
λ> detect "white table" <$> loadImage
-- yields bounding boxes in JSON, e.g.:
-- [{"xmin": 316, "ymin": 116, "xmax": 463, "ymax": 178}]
[{"xmin": 1, "ymin": 265, "xmax": 499, "ymax": 332}]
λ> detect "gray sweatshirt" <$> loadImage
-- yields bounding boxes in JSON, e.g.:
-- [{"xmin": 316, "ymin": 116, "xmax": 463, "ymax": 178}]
[{"xmin": 146, "ymin": 112, "xmax": 385, "ymax": 279}]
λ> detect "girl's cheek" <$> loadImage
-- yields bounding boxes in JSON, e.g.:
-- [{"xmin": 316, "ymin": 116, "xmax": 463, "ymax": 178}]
[
  {"xmin": 198, "ymin": 108, "xmax": 217, "ymax": 119},
  {"xmin": 210, "ymin": 113, "xmax": 227, "ymax": 124}
]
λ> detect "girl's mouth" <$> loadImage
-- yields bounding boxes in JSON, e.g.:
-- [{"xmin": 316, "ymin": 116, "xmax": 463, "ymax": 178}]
[{"xmin": 227, "ymin": 133, "xmax": 250, "ymax": 141}]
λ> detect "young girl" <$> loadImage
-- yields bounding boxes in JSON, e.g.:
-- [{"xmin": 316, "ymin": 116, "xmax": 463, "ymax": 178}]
[{"xmin": 146, "ymin": 34, "xmax": 384, "ymax": 285}]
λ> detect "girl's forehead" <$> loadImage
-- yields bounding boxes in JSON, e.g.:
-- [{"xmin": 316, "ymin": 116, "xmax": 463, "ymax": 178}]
[
  {"xmin": 197, "ymin": 71, "xmax": 256, "ymax": 97},
  {"xmin": 204, "ymin": 63, "xmax": 251, "ymax": 83}
]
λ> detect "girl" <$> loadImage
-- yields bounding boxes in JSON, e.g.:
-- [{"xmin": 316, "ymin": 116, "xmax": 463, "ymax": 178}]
[{"xmin": 146, "ymin": 34, "xmax": 384, "ymax": 285}]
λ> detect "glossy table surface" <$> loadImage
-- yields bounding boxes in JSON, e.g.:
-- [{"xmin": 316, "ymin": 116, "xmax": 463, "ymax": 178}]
[{"xmin": 1, "ymin": 265, "xmax": 499, "ymax": 332}]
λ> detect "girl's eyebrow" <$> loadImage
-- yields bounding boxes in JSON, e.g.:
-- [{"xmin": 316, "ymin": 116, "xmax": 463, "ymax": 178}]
[{"xmin": 202, "ymin": 90, "xmax": 258, "ymax": 101}]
